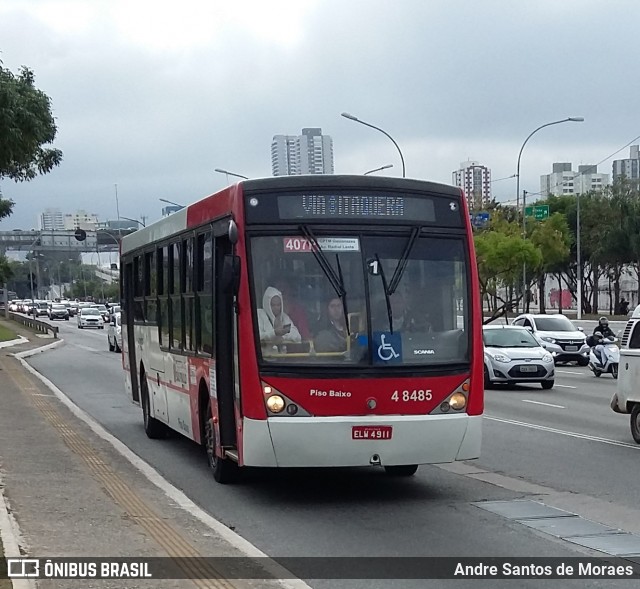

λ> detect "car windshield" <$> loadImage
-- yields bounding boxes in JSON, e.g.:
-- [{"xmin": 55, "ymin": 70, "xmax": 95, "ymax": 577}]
[
  {"xmin": 52, "ymin": 304, "xmax": 65, "ymax": 310},
  {"xmin": 484, "ymin": 328, "xmax": 539, "ymax": 348},
  {"xmin": 249, "ymin": 233, "xmax": 469, "ymax": 367},
  {"xmin": 82, "ymin": 309, "xmax": 100, "ymax": 316},
  {"xmin": 534, "ymin": 317, "xmax": 577, "ymax": 332}
]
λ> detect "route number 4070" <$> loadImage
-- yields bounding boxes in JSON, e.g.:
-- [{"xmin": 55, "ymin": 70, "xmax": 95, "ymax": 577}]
[{"xmin": 391, "ymin": 389, "xmax": 432, "ymax": 402}]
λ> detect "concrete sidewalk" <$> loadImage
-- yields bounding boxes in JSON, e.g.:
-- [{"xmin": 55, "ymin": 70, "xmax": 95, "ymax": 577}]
[{"xmin": 0, "ymin": 321, "xmax": 304, "ymax": 589}]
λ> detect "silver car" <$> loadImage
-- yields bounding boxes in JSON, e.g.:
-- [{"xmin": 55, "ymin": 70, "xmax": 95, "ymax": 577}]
[
  {"xmin": 512, "ymin": 313, "xmax": 589, "ymax": 366},
  {"xmin": 484, "ymin": 325, "xmax": 555, "ymax": 389}
]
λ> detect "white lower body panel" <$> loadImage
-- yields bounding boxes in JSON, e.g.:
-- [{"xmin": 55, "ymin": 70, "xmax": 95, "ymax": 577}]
[{"xmin": 242, "ymin": 414, "xmax": 482, "ymax": 468}]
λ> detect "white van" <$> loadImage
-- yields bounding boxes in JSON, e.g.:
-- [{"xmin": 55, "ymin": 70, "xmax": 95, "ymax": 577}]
[{"xmin": 610, "ymin": 304, "xmax": 640, "ymax": 443}]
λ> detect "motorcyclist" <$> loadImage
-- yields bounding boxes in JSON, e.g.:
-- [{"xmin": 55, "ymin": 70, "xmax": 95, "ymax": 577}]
[{"xmin": 591, "ymin": 317, "xmax": 615, "ymax": 365}]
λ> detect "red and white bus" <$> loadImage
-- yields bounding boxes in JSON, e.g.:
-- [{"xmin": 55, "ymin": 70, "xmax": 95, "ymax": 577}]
[{"xmin": 120, "ymin": 175, "xmax": 483, "ymax": 483}]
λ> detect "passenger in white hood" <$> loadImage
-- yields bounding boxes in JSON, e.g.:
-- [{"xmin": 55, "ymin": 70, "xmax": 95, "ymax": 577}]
[{"xmin": 257, "ymin": 286, "xmax": 301, "ymax": 346}]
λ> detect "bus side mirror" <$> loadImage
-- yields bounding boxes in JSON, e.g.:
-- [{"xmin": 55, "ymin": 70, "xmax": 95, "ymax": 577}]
[{"xmin": 221, "ymin": 255, "xmax": 241, "ymax": 295}]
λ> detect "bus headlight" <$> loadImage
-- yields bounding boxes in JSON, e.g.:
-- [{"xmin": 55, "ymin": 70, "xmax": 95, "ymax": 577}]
[
  {"xmin": 449, "ymin": 393, "xmax": 467, "ymax": 411},
  {"xmin": 266, "ymin": 395, "xmax": 285, "ymax": 413}
]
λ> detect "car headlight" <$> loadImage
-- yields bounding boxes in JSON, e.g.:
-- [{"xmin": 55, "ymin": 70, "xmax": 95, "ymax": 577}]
[
  {"xmin": 542, "ymin": 354, "xmax": 553, "ymax": 363},
  {"xmin": 492, "ymin": 353, "xmax": 511, "ymax": 363},
  {"xmin": 541, "ymin": 336, "xmax": 556, "ymax": 344}
]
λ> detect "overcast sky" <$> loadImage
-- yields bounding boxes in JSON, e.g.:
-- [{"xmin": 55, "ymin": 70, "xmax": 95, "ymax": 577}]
[{"xmin": 1, "ymin": 0, "xmax": 639, "ymax": 230}]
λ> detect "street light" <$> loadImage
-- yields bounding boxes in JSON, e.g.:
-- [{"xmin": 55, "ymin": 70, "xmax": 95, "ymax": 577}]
[
  {"xmin": 119, "ymin": 215, "xmax": 145, "ymax": 228},
  {"xmin": 341, "ymin": 112, "xmax": 406, "ymax": 178},
  {"xmin": 159, "ymin": 198, "xmax": 185, "ymax": 209},
  {"xmin": 516, "ymin": 117, "xmax": 584, "ymax": 312},
  {"xmin": 364, "ymin": 164, "xmax": 394, "ymax": 175},
  {"xmin": 214, "ymin": 168, "xmax": 249, "ymax": 182}
]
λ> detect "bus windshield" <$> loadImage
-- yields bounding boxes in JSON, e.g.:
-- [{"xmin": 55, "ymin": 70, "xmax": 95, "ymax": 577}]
[{"xmin": 250, "ymin": 233, "xmax": 469, "ymax": 367}]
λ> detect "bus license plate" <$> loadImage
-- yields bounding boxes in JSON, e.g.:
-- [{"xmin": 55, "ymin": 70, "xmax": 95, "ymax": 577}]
[
  {"xmin": 520, "ymin": 365, "xmax": 537, "ymax": 372},
  {"xmin": 352, "ymin": 426, "xmax": 393, "ymax": 440}
]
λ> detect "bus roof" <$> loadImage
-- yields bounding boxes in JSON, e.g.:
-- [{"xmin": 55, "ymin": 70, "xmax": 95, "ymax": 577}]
[{"xmin": 121, "ymin": 175, "xmax": 463, "ymax": 255}]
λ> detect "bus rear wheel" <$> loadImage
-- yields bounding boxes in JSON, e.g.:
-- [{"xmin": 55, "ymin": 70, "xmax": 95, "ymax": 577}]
[
  {"xmin": 204, "ymin": 400, "xmax": 238, "ymax": 484},
  {"xmin": 384, "ymin": 465, "xmax": 419, "ymax": 477},
  {"xmin": 630, "ymin": 405, "xmax": 640, "ymax": 444},
  {"xmin": 141, "ymin": 375, "xmax": 166, "ymax": 439}
]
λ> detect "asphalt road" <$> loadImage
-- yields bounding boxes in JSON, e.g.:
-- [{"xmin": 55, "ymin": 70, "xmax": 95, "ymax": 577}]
[{"xmin": 25, "ymin": 317, "xmax": 640, "ymax": 588}]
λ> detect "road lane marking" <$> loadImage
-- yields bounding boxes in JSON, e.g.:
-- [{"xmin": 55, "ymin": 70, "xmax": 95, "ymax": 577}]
[
  {"xmin": 485, "ymin": 415, "xmax": 640, "ymax": 450},
  {"xmin": 557, "ymin": 370, "xmax": 584, "ymax": 375},
  {"xmin": 522, "ymin": 399, "xmax": 566, "ymax": 409},
  {"xmin": 555, "ymin": 384, "xmax": 576, "ymax": 389},
  {"xmin": 73, "ymin": 344, "xmax": 100, "ymax": 353}
]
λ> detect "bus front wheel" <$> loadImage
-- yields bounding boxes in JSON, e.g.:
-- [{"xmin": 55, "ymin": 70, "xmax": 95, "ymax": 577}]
[
  {"xmin": 630, "ymin": 405, "xmax": 640, "ymax": 444},
  {"xmin": 205, "ymin": 400, "xmax": 238, "ymax": 484},
  {"xmin": 384, "ymin": 465, "xmax": 419, "ymax": 477}
]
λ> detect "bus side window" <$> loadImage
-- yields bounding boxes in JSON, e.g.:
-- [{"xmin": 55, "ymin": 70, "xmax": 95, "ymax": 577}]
[
  {"xmin": 629, "ymin": 323, "xmax": 640, "ymax": 349},
  {"xmin": 196, "ymin": 232, "xmax": 214, "ymax": 356}
]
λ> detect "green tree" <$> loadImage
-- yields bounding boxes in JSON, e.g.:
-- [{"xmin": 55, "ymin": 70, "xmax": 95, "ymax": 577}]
[
  {"xmin": 0, "ymin": 63, "xmax": 63, "ymax": 186},
  {"xmin": 529, "ymin": 213, "xmax": 571, "ymax": 313},
  {"xmin": 475, "ymin": 223, "xmax": 542, "ymax": 323}
]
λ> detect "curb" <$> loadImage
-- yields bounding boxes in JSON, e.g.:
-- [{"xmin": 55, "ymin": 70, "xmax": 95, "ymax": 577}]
[
  {"xmin": 0, "ymin": 336, "xmax": 28, "ymax": 350},
  {"xmin": 0, "ymin": 473, "xmax": 35, "ymax": 589}
]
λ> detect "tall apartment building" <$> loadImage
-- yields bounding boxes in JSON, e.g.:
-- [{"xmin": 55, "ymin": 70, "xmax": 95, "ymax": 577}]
[
  {"xmin": 612, "ymin": 145, "xmax": 640, "ymax": 183},
  {"xmin": 452, "ymin": 161, "xmax": 491, "ymax": 211},
  {"xmin": 39, "ymin": 208, "xmax": 65, "ymax": 231},
  {"xmin": 540, "ymin": 162, "xmax": 609, "ymax": 197},
  {"xmin": 271, "ymin": 128, "xmax": 334, "ymax": 176}
]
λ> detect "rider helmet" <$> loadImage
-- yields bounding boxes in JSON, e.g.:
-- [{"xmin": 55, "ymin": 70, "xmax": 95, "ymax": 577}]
[{"xmin": 599, "ymin": 316, "xmax": 609, "ymax": 327}]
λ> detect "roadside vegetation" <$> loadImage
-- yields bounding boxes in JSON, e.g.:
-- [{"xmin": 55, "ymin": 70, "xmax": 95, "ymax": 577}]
[
  {"xmin": 475, "ymin": 178, "xmax": 640, "ymax": 323},
  {"xmin": 0, "ymin": 322, "xmax": 17, "ymax": 342}
]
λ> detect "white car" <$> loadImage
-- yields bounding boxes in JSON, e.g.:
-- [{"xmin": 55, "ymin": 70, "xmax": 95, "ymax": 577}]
[
  {"xmin": 77, "ymin": 307, "xmax": 104, "ymax": 329},
  {"xmin": 107, "ymin": 312, "xmax": 122, "ymax": 352},
  {"xmin": 511, "ymin": 313, "xmax": 589, "ymax": 366},
  {"xmin": 484, "ymin": 324, "xmax": 555, "ymax": 389}
]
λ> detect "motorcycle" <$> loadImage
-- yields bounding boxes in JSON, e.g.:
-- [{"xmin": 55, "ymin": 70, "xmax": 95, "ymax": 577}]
[{"xmin": 587, "ymin": 335, "xmax": 620, "ymax": 378}]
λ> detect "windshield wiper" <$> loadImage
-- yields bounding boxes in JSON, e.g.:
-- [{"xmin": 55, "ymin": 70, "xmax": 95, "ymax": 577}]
[
  {"xmin": 300, "ymin": 225, "xmax": 350, "ymax": 335},
  {"xmin": 387, "ymin": 227, "xmax": 420, "ymax": 296},
  {"xmin": 374, "ymin": 253, "xmax": 394, "ymax": 333}
]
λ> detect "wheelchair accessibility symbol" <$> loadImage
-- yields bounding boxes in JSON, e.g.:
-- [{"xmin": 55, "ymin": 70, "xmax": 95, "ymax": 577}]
[
  {"xmin": 378, "ymin": 334, "xmax": 399, "ymax": 361},
  {"xmin": 374, "ymin": 332, "xmax": 402, "ymax": 363}
]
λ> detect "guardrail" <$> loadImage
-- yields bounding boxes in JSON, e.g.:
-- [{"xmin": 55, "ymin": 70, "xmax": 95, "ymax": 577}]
[{"xmin": 7, "ymin": 312, "xmax": 59, "ymax": 339}]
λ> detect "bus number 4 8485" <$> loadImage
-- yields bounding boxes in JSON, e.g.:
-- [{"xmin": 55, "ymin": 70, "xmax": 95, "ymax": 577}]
[{"xmin": 391, "ymin": 390, "xmax": 432, "ymax": 402}]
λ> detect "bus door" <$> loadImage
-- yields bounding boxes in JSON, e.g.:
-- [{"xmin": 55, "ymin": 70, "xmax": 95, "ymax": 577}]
[
  {"xmin": 124, "ymin": 260, "xmax": 140, "ymax": 402},
  {"xmin": 214, "ymin": 235, "xmax": 239, "ymax": 449}
]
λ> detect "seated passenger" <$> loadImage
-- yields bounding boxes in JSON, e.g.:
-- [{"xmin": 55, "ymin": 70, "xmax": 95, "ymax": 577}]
[
  {"xmin": 257, "ymin": 287, "xmax": 301, "ymax": 349},
  {"xmin": 314, "ymin": 297, "xmax": 348, "ymax": 352},
  {"xmin": 273, "ymin": 277, "xmax": 312, "ymax": 340}
]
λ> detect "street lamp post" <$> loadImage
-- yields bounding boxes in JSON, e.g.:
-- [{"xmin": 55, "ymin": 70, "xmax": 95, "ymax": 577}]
[
  {"xmin": 214, "ymin": 168, "xmax": 248, "ymax": 182},
  {"xmin": 364, "ymin": 164, "xmax": 394, "ymax": 175},
  {"xmin": 516, "ymin": 117, "xmax": 584, "ymax": 312},
  {"xmin": 159, "ymin": 198, "xmax": 185, "ymax": 209},
  {"xmin": 341, "ymin": 112, "xmax": 406, "ymax": 178},
  {"xmin": 119, "ymin": 215, "xmax": 145, "ymax": 228}
]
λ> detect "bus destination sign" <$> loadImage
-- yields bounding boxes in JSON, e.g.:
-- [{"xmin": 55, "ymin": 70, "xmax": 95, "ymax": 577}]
[{"xmin": 276, "ymin": 193, "xmax": 436, "ymax": 222}]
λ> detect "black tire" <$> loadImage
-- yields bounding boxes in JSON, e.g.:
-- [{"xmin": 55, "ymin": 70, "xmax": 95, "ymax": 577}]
[
  {"xmin": 65, "ymin": 317, "xmax": 69, "ymax": 321},
  {"xmin": 631, "ymin": 405, "xmax": 640, "ymax": 444},
  {"xmin": 612, "ymin": 364, "xmax": 619, "ymax": 379},
  {"xmin": 204, "ymin": 400, "xmax": 238, "ymax": 484},
  {"xmin": 541, "ymin": 380, "xmax": 554, "ymax": 390},
  {"xmin": 577, "ymin": 357, "xmax": 589, "ymax": 367},
  {"xmin": 141, "ymin": 375, "xmax": 167, "ymax": 439},
  {"xmin": 78, "ymin": 325, "xmax": 83, "ymax": 329},
  {"xmin": 114, "ymin": 340, "xmax": 121, "ymax": 353},
  {"xmin": 108, "ymin": 336, "xmax": 114, "ymax": 352},
  {"xmin": 593, "ymin": 369, "xmax": 602, "ymax": 377},
  {"xmin": 384, "ymin": 465, "xmax": 419, "ymax": 477},
  {"xmin": 484, "ymin": 365, "xmax": 491, "ymax": 389}
]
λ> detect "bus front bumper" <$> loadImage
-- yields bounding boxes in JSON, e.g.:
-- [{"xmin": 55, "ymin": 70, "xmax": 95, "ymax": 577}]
[{"xmin": 241, "ymin": 414, "xmax": 482, "ymax": 468}]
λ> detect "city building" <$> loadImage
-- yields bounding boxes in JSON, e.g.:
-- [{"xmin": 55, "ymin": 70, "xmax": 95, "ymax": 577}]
[
  {"xmin": 540, "ymin": 163, "xmax": 609, "ymax": 197},
  {"xmin": 452, "ymin": 161, "xmax": 491, "ymax": 211},
  {"xmin": 612, "ymin": 145, "xmax": 640, "ymax": 183},
  {"xmin": 63, "ymin": 210, "xmax": 99, "ymax": 231},
  {"xmin": 39, "ymin": 208, "xmax": 65, "ymax": 231},
  {"xmin": 271, "ymin": 128, "xmax": 334, "ymax": 176}
]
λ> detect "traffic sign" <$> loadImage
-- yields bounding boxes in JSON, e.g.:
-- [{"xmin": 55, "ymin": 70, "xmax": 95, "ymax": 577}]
[
  {"xmin": 470, "ymin": 212, "xmax": 490, "ymax": 227},
  {"xmin": 525, "ymin": 205, "xmax": 549, "ymax": 220},
  {"xmin": 74, "ymin": 228, "xmax": 87, "ymax": 241}
]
